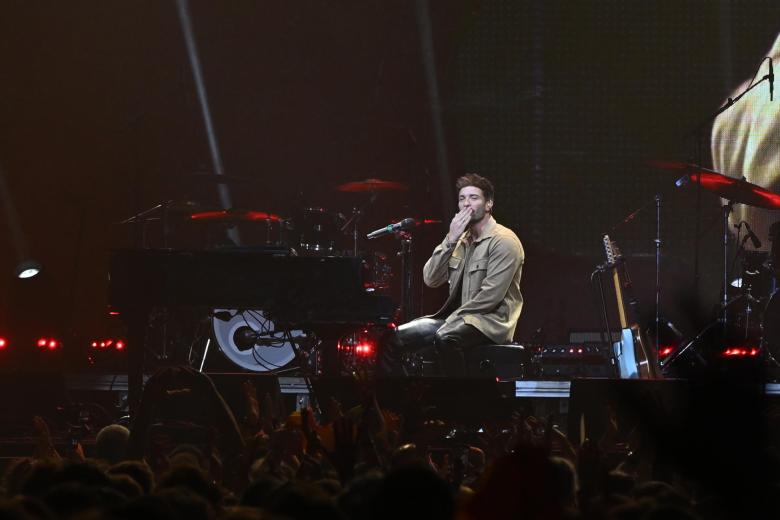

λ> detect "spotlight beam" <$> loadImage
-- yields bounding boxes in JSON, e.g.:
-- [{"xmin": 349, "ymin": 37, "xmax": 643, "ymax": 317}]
[
  {"xmin": 174, "ymin": 0, "xmax": 240, "ymax": 245},
  {"xmin": 0, "ymin": 163, "xmax": 41, "ymax": 279}
]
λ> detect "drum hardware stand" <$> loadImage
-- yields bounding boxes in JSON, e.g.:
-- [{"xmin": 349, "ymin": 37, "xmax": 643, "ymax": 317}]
[
  {"xmin": 659, "ymin": 320, "xmax": 714, "ymax": 371},
  {"xmin": 661, "ymin": 202, "xmax": 737, "ymax": 371},
  {"xmin": 720, "ymin": 201, "xmax": 735, "ymax": 326},
  {"xmin": 340, "ymin": 193, "xmax": 377, "ymax": 256},
  {"xmin": 654, "ymin": 195, "xmax": 661, "ymax": 354}
]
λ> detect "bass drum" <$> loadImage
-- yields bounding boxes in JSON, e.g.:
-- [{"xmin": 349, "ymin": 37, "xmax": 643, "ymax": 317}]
[
  {"xmin": 765, "ymin": 291, "xmax": 780, "ymax": 362},
  {"xmin": 212, "ymin": 309, "xmax": 303, "ymax": 372}
]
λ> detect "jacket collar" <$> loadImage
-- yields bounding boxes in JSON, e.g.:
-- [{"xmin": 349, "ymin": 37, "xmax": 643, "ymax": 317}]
[{"xmin": 465, "ymin": 215, "xmax": 497, "ymax": 244}]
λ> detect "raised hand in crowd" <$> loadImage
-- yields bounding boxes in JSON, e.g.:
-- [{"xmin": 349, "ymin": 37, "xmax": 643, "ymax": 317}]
[
  {"xmin": 32, "ymin": 415, "xmax": 60, "ymax": 461},
  {"xmin": 241, "ymin": 379, "xmax": 261, "ymax": 433},
  {"xmin": 331, "ymin": 415, "xmax": 357, "ymax": 483}
]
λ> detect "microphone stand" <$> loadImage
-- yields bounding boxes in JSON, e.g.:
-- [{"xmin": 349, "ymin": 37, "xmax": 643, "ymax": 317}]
[{"xmin": 396, "ymin": 231, "xmax": 413, "ymax": 323}]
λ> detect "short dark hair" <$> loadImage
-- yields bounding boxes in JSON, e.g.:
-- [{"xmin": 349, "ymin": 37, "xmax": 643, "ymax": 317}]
[{"xmin": 455, "ymin": 174, "xmax": 494, "ymax": 202}]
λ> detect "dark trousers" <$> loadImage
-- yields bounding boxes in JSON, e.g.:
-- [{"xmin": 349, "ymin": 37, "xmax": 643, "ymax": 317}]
[{"xmin": 380, "ymin": 317, "xmax": 491, "ymax": 376}]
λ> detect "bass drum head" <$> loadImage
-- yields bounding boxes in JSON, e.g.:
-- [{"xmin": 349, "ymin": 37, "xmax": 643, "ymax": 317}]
[
  {"xmin": 211, "ymin": 309, "xmax": 302, "ymax": 372},
  {"xmin": 765, "ymin": 291, "xmax": 780, "ymax": 362}
]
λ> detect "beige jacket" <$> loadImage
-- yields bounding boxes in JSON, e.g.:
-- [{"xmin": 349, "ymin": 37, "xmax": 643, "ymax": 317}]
[
  {"xmin": 422, "ymin": 216, "xmax": 524, "ymax": 343},
  {"xmin": 712, "ymin": 32, "xmax": 780, "ymax": 245}
]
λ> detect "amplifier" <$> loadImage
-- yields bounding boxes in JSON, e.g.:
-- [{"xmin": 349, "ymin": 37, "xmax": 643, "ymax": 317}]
[{"xmin": 529, "ymin": 343, "xmax": 616, "ymax": 379}]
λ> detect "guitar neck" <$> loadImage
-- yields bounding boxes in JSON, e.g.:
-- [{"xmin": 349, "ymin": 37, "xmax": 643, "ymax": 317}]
[{"xmin": 611, "ymin": 267, "xmax": 629, "ymax": 328}]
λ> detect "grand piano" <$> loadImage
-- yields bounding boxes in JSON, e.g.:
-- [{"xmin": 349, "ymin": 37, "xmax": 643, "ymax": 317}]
[{"xmin": 109, "ymin": 248, "xmax": 396, "ymax": 412}]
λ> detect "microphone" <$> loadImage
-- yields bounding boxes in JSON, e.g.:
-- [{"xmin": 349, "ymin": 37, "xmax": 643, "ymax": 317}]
[
  {"xmin": 233, "ymin": 326, "xmax": 259, "ymax": 351},
  {"xmin": 769, "ymin": 57, "xmax": 774, "ymax": 102},
  {"xmin": 366, "ymin": 218, "xmax": 417, "ymax": 239},
  {"xmin": 744, "ymin": 222, "xmax": 762, "ymax": 249}
]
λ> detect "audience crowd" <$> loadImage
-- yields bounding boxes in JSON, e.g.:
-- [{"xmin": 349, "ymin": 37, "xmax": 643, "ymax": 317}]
[{"xmin": 1, "ymin": 365, "xmax": 779, "ymax": 519}]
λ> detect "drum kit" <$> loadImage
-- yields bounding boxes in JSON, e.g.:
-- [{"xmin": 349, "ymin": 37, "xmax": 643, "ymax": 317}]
[
  {"xmin": 650, "ymin": 162, "xmax": 780, "ymax": 373},
  {"xmin": 123, "ymin": 176, "xmax": 439, "ymax": 374}
]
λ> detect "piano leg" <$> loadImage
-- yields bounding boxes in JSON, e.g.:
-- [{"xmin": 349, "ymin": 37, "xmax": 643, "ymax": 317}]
[{"xmin": 125, "ymin": 308, "xmax": 150, "ymax": 419}]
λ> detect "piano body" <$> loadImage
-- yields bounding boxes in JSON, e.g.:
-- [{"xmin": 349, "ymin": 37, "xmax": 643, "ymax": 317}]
[{"xmin": 108, "ymin": 248, "xmax": 396, "ymax": 413}]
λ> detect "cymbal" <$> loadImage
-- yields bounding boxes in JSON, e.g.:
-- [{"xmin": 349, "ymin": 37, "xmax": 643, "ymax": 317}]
[
  {"xmin": 337, "ymin": 178, "xmax": 409, "ymax": 193},
  {"xmin": 651, "ymin": 161, "xmax": 780, "ymax": 209},
  {"xmin": 189, "ymin": 209, "xmax": 283, "ymax": 222}
]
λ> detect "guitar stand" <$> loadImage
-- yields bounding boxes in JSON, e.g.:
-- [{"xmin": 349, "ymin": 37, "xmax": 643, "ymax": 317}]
[{"xmin": 590, "ymin": 265, "xmax": 621, "ymax": 378}]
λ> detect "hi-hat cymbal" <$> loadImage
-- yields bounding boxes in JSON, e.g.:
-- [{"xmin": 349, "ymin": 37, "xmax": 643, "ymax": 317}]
[
  {"xmin": 651, "ymin": 161, "xmax": 780, "ymax": 209},
  {"xmin": 189, "ymin": 209, "xmax": 283, "ymax": 222},
  {"xmin": 337, "ymin": 178, "xmax": 409, "ymax": 193}
]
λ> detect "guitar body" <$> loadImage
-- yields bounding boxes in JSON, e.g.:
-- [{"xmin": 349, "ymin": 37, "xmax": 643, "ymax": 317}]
[
  {"xmin": 613, "ymin": 328, "xmax": 639, "ymax": 379},
  {"xmin": 603, "ymin": 235, "xmax": 662, "ymax": 379}
]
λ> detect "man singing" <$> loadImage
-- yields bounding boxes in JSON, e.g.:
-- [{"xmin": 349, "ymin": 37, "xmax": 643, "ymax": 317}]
[{"xmin": 382, "ymin": 173, "xmax": 524, "ymax": 376}]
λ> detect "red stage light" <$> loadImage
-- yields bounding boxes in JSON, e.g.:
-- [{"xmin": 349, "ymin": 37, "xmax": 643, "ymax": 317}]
[
  {"xmin": 722, "ymin": 346, "xmax": 760, "ymax": 357},
  {"xmin": 659, "ymin": 346, "xmax": 675, "ymax": 357},
  {"xmin": 354, "ymin": 342, "xmax": 375, "ymax": 357},
  {"xmin": 108, "ymin": 311, "xmax": 121, "ymax": 316},
  {"xmin": 37, "ymin": 338, "xmax": 61, "ymax": 350},
  {"xmin": 0, "ymin": 338, "xmax": 6, "ymax": 349},
  {"xmin": 90, "ymin": 338, "xmax": 125, "ymax": 350}
]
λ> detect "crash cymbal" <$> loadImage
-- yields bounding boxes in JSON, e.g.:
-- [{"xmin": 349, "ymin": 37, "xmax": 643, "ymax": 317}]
[
  {"xmin": 189, "ymin": 209, "xmax": 283, "ymax": 222},
  {"xmin": 651, "ymin": 161, "xmax": 780, "ymax": 209},
  {"xmin": 337, "ymin": 178, "xmax": 409, "ymax": 193}
]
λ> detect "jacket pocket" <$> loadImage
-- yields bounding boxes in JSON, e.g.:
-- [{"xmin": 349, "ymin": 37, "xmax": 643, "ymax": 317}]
[
  {"xmin": 468, "ymin": 260, "xmax": 488, "ymax": 289},
  {"xmin": 468, "ymin": 259, "xmax": 487, "ymax": 273},
  {"xmin": 448, "ymin": 256, "xmax": 461, "ymax": 286}
]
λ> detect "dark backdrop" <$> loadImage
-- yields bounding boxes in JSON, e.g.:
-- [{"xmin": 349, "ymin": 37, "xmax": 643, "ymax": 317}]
[{"xmin": 1, "ymin": 1, "xmax": 778, "ymax": 353}]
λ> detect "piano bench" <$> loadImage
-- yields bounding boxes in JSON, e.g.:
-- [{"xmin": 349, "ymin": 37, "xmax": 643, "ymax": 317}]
[
  {"xmin": 464, "ymin": 343, "xmax": 529, "ymax": 379},
  {"xmin": 406, "ymin": 343, "xmax": 530, "ymax": 379}
]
